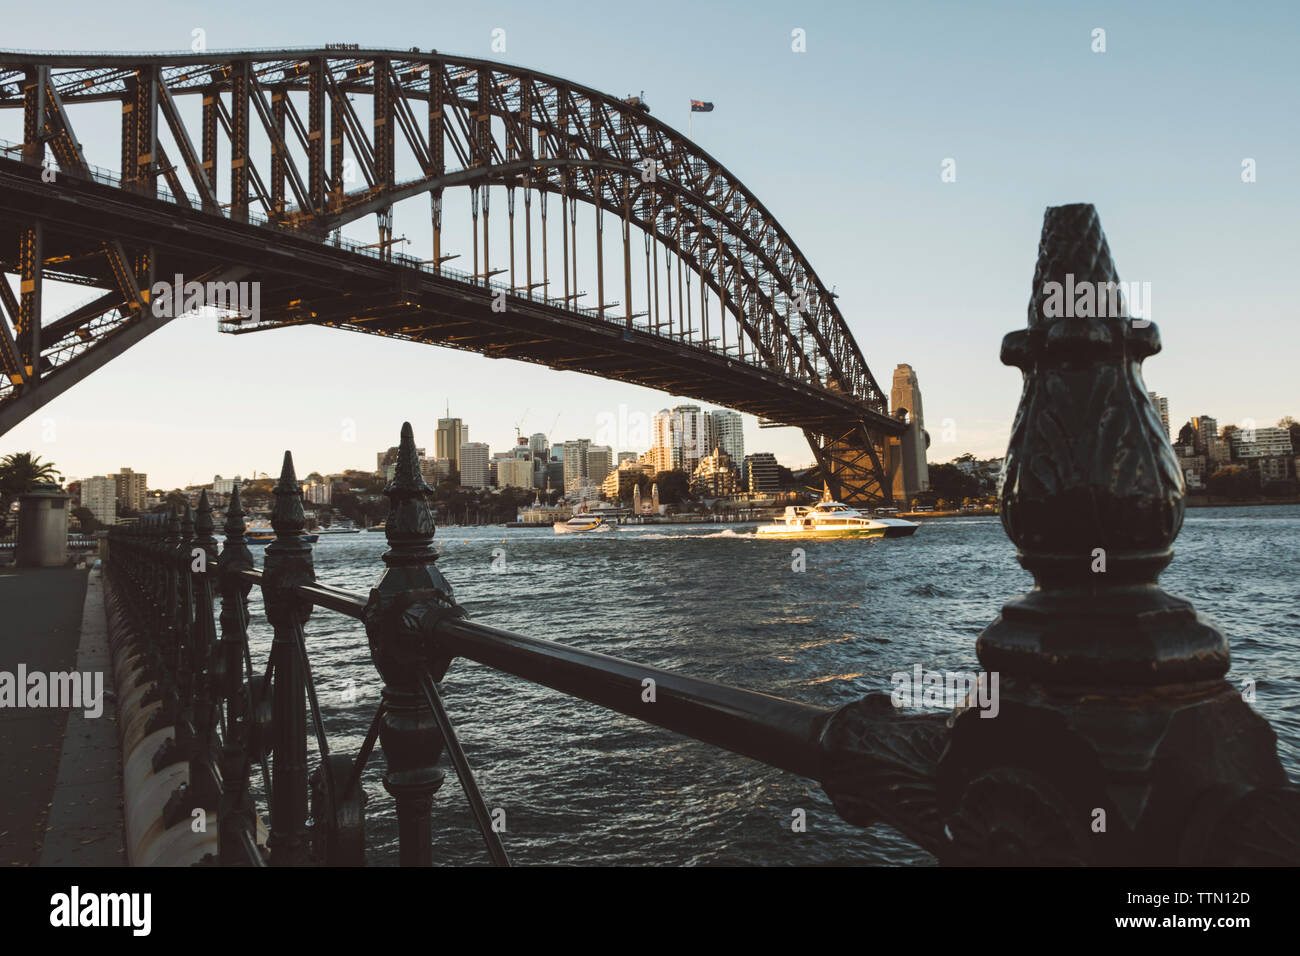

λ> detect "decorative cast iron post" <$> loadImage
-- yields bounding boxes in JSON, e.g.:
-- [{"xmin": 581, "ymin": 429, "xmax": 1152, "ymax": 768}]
[
  {"xmin": 214, "ymin": 482, "xmax": 263, "ymax": 864},
  {"xmin": 263, "ymin": 452, "xmax": 315, "ymax": 865},
  {"xmin": 362, "ymin": 422, "xmax": 466, "ymax": 865},
  {"xmin": 820, "ymin": 204, "xmax": 1298, "ymax": 865},
  {"xmin": 188, "ymin": 491, "xmax": 223, "ymax": 810}
]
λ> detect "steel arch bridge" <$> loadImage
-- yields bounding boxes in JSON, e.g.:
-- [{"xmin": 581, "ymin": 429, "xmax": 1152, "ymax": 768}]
[{"xmin": 0, "ymin": 47, "xmax": 906, "ymax": 505}]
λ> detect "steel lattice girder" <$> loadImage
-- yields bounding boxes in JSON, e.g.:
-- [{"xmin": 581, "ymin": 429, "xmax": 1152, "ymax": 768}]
[{"xmin": 0, "ymin": 48, "xmax": 903, "ymax": 503}]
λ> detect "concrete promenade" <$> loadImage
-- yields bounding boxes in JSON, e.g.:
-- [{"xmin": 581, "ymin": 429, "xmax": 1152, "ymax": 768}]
[{"xmin": 0, "ymin": 565, "xmax": 123, "ymax": 866}]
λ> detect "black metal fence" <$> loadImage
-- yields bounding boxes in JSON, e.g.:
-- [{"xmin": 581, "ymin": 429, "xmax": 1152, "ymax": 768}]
[{"xmin": 103, "ymin": 205, "xmax": 1298, "ymax": 866}]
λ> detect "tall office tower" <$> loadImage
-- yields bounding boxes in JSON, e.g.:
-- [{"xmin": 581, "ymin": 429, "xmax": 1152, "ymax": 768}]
[
  {"xmin": 1147, "ymin": 392, "xmax": 1170, "ymax": 438},
  {"xmin": 113, "ymin": 467, "xmax": 148, "ymax": 513},
  {"xmin": 617, "ymin": 451, "xmax": 637, "ymax": 466},
  {"xmin": 418, "ymin": 457, "xmax": 451, "ymax": 486},
  {"xmin": 672, "ymin": 405, "xmax": 711, "ymax": 474},
  {"xmin": 1190, "ymin": 415, "xmax": 1228, "ymax": 464},
  {"xmin": 498, "ymin": 457, "xmax": 535, "ymax": 489},
  {"xmin": 650, "ymin": 409, "xmax": 675, "ymax": 473},
  {"xmin": 708, "ymin": 409, "xmax": 745, "ymax": 468},
  {"xmin": 587, "ymin": 445, "xmax": 614, "ymax": 485},
  {"xmin": 436, "ymin": 416, "xmax": 464, "ymax": 471},
  {"xmin": 458, "ymin": 442, "xmax": 490, "ymax": 488},
  {"xmin": 889, "ymin": 364, "xmax": 930, "ymax": 502},
  {"xmin": 81, "ymin": 476, "xmax": 118, "ymax": 527},
  {"xmin": 212, "ymin": 475, "xmax": 243, "ymax": 495},
  {"xmin": 743, "ymin": 452, "xmax": 780, "ymax": 494},
  {"xmin": 529, "ymin": 433, "xmax": 550, "ymax": 461},
  {"xmin": 562, "ymin": 439, "xmax": 591, "ymax": 490}
]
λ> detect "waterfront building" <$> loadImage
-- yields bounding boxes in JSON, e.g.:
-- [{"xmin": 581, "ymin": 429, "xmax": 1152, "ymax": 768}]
[
  {"xmin": 890, "ymin": 364, "xmax": 930, "ymax": 502},
  {"xmin": 1147, "ymin": 392, "xmax": 1170, "ymax": 439},
  {"xmin": 601, "ymin": 459, "xmax": 652, "ymax": 501},
  {"xmin": 1230, "ymin": 426, "xmax": 1294, "ymax": 460},
  {"xmin": 690, "ymin": 447, "xmax": 739, "ymax": 497},
  {"xmin": 743, "ymin": 452, "xmax": 780, "ymax": 494},
  {"xmin": 459, "ymin": 442, "xmax": 490, "ymax": 488},
  {"xmin": 113, "ymin": 467, "xmax": 148, "ymax": 513},
  {"xmin": 708, "ymin": 409, "xmax": 745, "ymax": 467},
  {"xmin": 587, "ymin": 445, "xmax": 614, "ymax": 485},
  {"xmin": 81, "ymin": 475, "xmax": 117, "ymax": 527}
]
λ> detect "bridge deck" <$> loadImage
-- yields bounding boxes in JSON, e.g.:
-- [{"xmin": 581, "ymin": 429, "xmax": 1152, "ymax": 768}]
[{"xmin": 0, "ymin": 157, "xmax": 902, "ymax": 437}]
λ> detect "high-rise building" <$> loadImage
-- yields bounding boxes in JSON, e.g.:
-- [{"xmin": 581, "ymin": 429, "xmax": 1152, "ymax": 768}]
[
  {"xmin": 213, "ymin": 475, "xmax": 242, "ymax": 495},
  {"xmin": 743, "ymin": 452, "xmax": 780, "ymax": 494},
  {"xmin": 113, "ymin": 467, "xmax": 148, "ymax": 513},
  {"xmin": 1147, "ymin": 392, "xmax": 1170, "ymax": 439},
  {"xmin": 301, "ymin": 481, "xmax": 332, "ymax": 504},
  {"xmin": 419, "ymin": 457, "xmax": 452, "ymax": 486},
  {"xmin": 587, "ymin": 445, "xmax": 614, "ymax": 485},
  {"xmin": 889, "ymin": 364, "xmax": 930, "ymax": 502},
  {"xmin": 1191, "ymin": 416, "xmax": 1229, "ymax": 466},
  {"xmin": 1230, "ymin": 426, "xmax": 1293, "ymax": 459},
  {"xmin": 708, "ymin": 410, "xmax": 745, "ymax": 467},
  {"xmin": 437, "ymin": 416, "xmax": 465, "ymax": 471},
  {"xmin": 562, "ymin": 439, "xmax": 591, "ymax": 490},
  {"xmin": 617, "ymin": 451, "xmax": 637, "ymax": 466},
  {"xmin": 81, "ymin": 476, "xmax": 117, "ymax": 527},
  {"xmin": 459, "ymin": 442, "xmax": 490, "ymax": 488},
  {"xmin": 377, "ymin": 446, "xmax": 423, "ymax": 477},
  {"xmin": 648, "ymin": 406, "xmax": 712, "ymax": 474},
  {"xmin": 673, "ymin": 405, "xmax": 711, "ymax": 474},
  {"xmin": 498, "ymin": 457, "xmax": 535, "ymax": 490},
  {"xmin": 529, "ymin": 433, "xmax": 550, "ymax": 461}
]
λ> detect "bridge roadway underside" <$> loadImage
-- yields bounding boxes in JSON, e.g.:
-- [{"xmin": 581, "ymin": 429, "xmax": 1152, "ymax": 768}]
[{"xmin": 0, "ymin": 158, "xmax": 903, "ymax": 442}]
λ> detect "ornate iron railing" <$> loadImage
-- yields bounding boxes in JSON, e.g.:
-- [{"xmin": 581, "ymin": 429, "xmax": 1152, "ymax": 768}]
[{"xmin": 103, "ymin": 204, "xmax": 1299, "ymax": 866}]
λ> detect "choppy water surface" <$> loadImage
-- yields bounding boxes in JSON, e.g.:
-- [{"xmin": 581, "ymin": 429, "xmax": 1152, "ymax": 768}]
[{"xmin": 239, "ymin": 505, "xmax": 1300, "ymax": 865}]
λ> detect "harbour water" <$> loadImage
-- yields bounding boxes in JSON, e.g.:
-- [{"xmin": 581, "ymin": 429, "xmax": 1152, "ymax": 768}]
[{"xmin": 239, "ymin": 504, "xmax": 1300, "ymax": 865}]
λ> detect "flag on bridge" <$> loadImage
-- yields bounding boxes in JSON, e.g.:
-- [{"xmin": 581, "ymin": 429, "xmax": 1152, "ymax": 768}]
[{"xmin": 690, "ymin": 100, "xmax": 714, "ymax": 112}]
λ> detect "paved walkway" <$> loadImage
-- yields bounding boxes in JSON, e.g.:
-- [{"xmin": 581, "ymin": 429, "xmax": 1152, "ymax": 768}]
[{"xmin": 0, "ymin": 566, "xmax": 123, "ymax": 866}]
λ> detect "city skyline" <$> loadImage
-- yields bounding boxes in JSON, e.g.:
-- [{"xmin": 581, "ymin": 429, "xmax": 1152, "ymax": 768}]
[{"xmin": 2, "ymin": 1, "xmax": 1297, "ymax": 488}]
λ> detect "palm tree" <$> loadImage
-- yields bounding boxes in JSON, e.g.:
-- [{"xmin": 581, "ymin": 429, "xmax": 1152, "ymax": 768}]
[{"xmin": 0, "ymin": 452, "xmax": 63, "ymax": 535}]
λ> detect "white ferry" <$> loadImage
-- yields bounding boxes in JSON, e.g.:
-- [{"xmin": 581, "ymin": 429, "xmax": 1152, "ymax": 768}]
[
  {"xmin": 755, "ymin": 499, "xmax": 919, "ymax": 539},
  {"xmin": 553, "ymin": 513, "xmax": 613, "ymax": 534}
]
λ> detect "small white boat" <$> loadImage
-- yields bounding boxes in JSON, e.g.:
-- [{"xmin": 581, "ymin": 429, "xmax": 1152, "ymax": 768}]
[
  {"xmin": 755, "ymin": 498, "xmax": 919, "ymax": 539},
  {"xmin": 554, "ymin": 513, "xmax": 612, "ymax": 534}
]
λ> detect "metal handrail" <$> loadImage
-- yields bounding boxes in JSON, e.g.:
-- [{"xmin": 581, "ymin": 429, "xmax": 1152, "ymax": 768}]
[{"xmin": 234, "ymin": 567, "xmax": 830, "ymax": 779}]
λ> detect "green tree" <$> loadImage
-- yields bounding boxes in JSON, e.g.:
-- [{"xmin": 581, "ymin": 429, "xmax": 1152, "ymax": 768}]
[
  {"xmin": 71, "ymin": 506, "xmax": 101, "ymax": 534},
  {"xmin": 927, "ymin": 463, "xmax": 981, "ymax": 504},
  {"xmin": 0, "ymin": 452, "xmax": 62, "ymax": 534},
  {"xmin": 1207, "ymin": 466, "xmax": 1256, "ymax": 499},
  {"xmin": 652, "ymin": 470, "xmax": 691, "ymax": 505}
]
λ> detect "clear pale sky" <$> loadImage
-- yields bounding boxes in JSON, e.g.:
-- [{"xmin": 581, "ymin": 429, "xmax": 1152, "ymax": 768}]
[{"xmin": 2, "ymin": 0, "xmax": 1297, "ymax": 489}]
